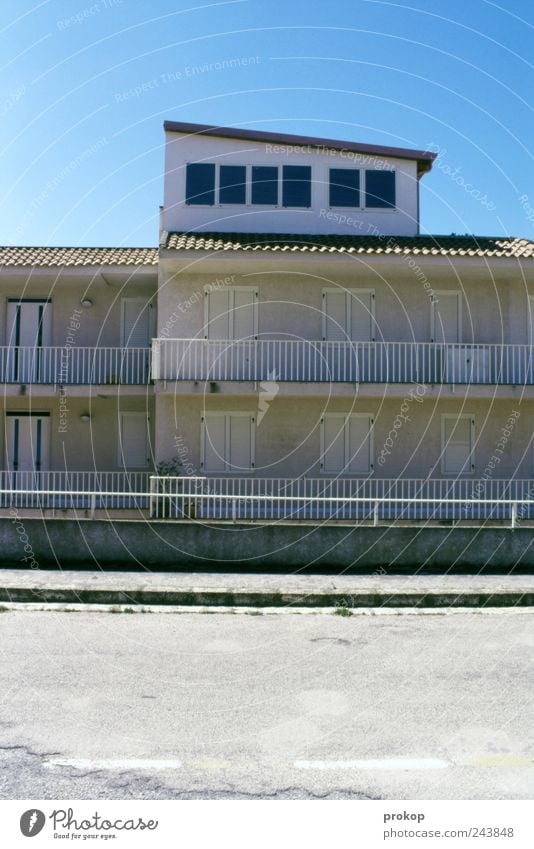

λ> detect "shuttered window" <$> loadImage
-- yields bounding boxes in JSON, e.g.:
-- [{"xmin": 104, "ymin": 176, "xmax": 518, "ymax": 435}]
[
  {"xmin": 201, "ymin": 413, "xmax": 255, "ymax": 472},
  {"xmin": 441, "ymin": 415, "xmax": 475, "ymax": 475},
  {"xmin": 321, "ymin": 413, "xmax": 374, "ymax": 474},
  {"xmin": 119, "ymin": 413, "xmax": 149, "ymax": 468},
  {"xmin": 204, "ymin": 286, "xmax": 258, "ymax": 340},
  {"xmin": 251, "ymin": 166, "xmax": 278, "ymax": 204},
  {"xmin": 322, "ymin": 288, "xmax": 375, "ymax": 341}
]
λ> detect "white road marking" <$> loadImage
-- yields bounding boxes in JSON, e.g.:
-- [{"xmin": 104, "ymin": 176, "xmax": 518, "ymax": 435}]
[
  {"xmin": 45, "ymin": 758, "xmax": 182, "ymax": 771},
  {"xmin": 295, "ymin": 758, "xmax": 450, "ymax": 770}
]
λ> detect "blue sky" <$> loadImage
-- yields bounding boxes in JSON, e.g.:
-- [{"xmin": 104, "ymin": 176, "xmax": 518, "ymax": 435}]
[{"xmin": 1, "ymin": 0, "xmax": 533, "ymax": 246}]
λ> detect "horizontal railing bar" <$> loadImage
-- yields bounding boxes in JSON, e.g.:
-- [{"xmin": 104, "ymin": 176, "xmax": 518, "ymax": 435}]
[{"xmin": 2, "ymin": 490, "xmax": 533, "ymax": 505}]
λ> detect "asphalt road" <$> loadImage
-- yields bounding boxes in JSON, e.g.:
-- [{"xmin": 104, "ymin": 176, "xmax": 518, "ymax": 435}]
[{"xmin": 0, "ymin": 607, "xmax": 532, "ymax": 800}]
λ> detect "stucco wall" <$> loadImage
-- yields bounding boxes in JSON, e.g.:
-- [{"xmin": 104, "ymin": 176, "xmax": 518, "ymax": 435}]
[
  {"xmin": 154, "ymin": 393, "xmax": 531, "ymax": 480},
  {"xmin": 162, "ymin": 131, "xmax": 420, "ymax": 236}
]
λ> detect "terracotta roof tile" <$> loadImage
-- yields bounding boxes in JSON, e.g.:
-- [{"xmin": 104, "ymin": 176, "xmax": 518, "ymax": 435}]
[
  {"xmin": 163, "ymin": 232, "xmax": 534, "ymax": 260},
  {"xmin": 0, "ymin": 246, "xmax": 158, "ymax": 268}
]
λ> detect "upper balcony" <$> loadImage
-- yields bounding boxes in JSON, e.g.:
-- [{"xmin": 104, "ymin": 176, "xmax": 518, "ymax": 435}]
[
  {"xmin": 153, "ymin": 338, "xmax": 534, "ymax": 386},
  {"xmin": 0, "ymin": 347, "xmax": 151, "ymax": 385}
]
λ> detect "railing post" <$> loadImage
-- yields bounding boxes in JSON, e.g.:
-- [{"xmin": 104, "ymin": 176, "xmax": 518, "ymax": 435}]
[
  {"xmin": 373, "ymin": 501, "xmax": 379, "ymax": 527},
  {"xmin": 149, "ymin": 476, "xmax": 157, "ymax": 518},
  {"xmin": 511, "ymin": 502, "xmax": 517, "ymax": 530},
  {"xmin": 90, "ymin": 493, "xmax": 96, "ymax": 519},
  {"xmin": 151, "ymin": 339, "xmax": 160, "ymax": 381}
]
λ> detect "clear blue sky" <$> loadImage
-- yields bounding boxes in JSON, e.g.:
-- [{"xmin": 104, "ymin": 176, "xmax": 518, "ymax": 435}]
[{"xmin": 1, "ymin": 0, "xmax": 533, "ymax": 246}]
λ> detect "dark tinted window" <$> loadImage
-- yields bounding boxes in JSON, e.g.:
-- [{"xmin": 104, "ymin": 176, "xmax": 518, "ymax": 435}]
[
  {"xmin": 185, "ymin": 163, "xmax": 215, "ymax": 205},
  {"xmin": 219, "ymin": 165, "xmax": 247, "ymax": 204},
  {"xmin": 282, "ymin": 165, "xmax": 312, "ymax": 207},
  {"xmin": 329, "ymin": 169, "xmax": 360, "ymax": 207},
  {"xmin": 365, "ymin": 170, "xmax": 396, "ymax": 208},
  {"xmin": 251, "ymin": 166, "xmax": 278, "ymax": 204}
]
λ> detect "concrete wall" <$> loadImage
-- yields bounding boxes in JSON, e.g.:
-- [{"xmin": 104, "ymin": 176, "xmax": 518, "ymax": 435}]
[
  {"xmin": 162, "ymin": 131, "xmax": 420, "ymax": 236},
  {"xmin": 1, "ymin": 517, "xmax": 533, "ymax": 570}
]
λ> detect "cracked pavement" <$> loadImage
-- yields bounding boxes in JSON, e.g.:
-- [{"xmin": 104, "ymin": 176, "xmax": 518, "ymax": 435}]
[{"xmin": 0, "ymin": 608, "xmax": 533, "ymax": 799}]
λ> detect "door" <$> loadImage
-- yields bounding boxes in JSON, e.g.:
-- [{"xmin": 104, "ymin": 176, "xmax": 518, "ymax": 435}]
[
  {"xmin": 118, "ymin": 412, "xmax": 150, "ymax": 469},
  {"xmin": 204, "ymin": 287, "xmax": 258, "ymax": 380},
  {"xmin": 120, "ymin": 298, "xmax": 152, "ymax": 383},
  {"xmin": 6, "ymin": 299, "xmax": 51, "ymax": 382},
  {"xmin": 5, "ymin": 412, "xmax": 50, "ymax": 502}
]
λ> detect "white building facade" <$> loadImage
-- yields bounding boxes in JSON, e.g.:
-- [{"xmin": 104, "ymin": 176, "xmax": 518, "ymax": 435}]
[{"xmin": 2, "ymin": 122, "xmax": 534, "ymax": 522}]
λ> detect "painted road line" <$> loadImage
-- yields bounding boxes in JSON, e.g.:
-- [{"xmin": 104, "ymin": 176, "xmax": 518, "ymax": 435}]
[
  {"xmin": 294, "ymin": 758, "xmax": 450, "ymax": 770},
  {"xmin": 45, "ymin": 758, "xmax": 182, "ymax": 771}
]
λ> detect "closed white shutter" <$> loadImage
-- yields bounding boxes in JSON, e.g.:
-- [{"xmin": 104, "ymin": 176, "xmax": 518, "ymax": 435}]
[
  {"xmin": 348, "ymin": 414, "xmax": 373, "ymax": 474},
  {"xmin": 350, "ymin": 290, "xmax": 374, "ymax": 341},
  {"xmin": 432, "ymin": 292, "xmax": 461, "ymax": 343},
  {"xmin": 442, "ymin": 415, "xmax": 474, "ymax": 474},
  {"xmin": 228, "ymin": 414, "xmax": 254, "ymax": 471},
  {"xmin": 232, "ymin": 288, "xmax": 257, "ymax": 340},
  {"xmin": 321, "ymin": 414, "xmax": 347, "ymax": 473},
  {"xmin": 323, "ymin": 289, "xmax": 374, "ymax": 341},
  {"xmin": 202, "ymin": 414, "xmax": 226, "ymax": 472},
  {"xmin": 323, "ymin": 290, "xmax": 346, "ymax": 341},
  {"xmin": 205, "ymin": 287, "xmax": 257, "ymax": 340},
  {"xmin": 202, "ymin": 413, "xmax": 254, "ymax": 472},
  {"xmin": 119, "ymin": 413, "xmax": 149, "ymax": 468},
  {"xmin": 122, "ymin": 299, "xmax": 150, "ymax": 347},
  {"xmin": 205, "ymin": 289, "xmax": 230, "ymax": 339}
]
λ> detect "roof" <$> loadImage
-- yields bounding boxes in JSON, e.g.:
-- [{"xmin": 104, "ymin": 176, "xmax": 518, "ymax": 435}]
[
  {"xmin": 164, "ymin": 120, "xmax": 436, "ymax": 176},
  {"xmin": 162, "ymin": 232, "xmax": 534, "ymax": 260},
  {"xmin": 0, "ymin": 246, "xmax": 159, "ymax": 268}
]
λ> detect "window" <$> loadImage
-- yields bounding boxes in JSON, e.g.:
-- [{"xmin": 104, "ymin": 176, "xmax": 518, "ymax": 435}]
[
  {"xmin": 251, "ymin": 166, "xmax": 278, "ymax": 205},
  {"xmin": 282, "ymin": 165, "xmax": 312, "ymax": 207},
  {"xmin": 320, "ymin": 413, "xmax": 373, "ymax": 474},
  {"xmin": 219, "ymin": 165, "xmax": 247, "ymax": 204},
  {"xmin": 204, "ymin": 286, "xmax": 258, "ymax": 340},
  {"xmin": 329, "ymin": 168, "xmax": 360, "ymax": 207},
  {"xmin": 185, "ymin": 163, "xmax": 215, "ymax": 205},
  {"xmin": 441, "ymin": 415, "xmax": 475, "ymax": 475},
  {"xmin": 201, "ymin": 413, "xmax": 255, "ymax": 472},
  {"xmin": 365, "ymin": 169, "xmax": 396, "ymax": 208},
  {"xmin": 322, "ymin": 288, "xmax": 375, "ymax": 341}
]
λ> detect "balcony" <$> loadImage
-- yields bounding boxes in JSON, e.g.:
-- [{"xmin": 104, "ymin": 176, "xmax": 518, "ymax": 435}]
[
  {"xmin": 149, "ymin": 476, "xmax": 534, "ymax": 523},
  {"xmin": 0, "ymin": 347, "xmax": 151, "ymax": 385},
  {"xmin": 0, "ymin": 471, "xmax": 150, "ymax": 511},
  {"xmin": 153, "ymin": 339, "xmax": 534, "ymax": 385}
]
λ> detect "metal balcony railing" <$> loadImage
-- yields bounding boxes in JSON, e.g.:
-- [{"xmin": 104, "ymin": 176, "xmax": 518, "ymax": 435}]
[
  {"xmin": 149, "ymin": 476, "xmax": 534, "ymax": 524},
  {"xmin": 152, "ymin": 339, "xmax": 534, "ymax": 385},
  {"xmin": 0, "ymin": 347, "xmax": 151, "ymax": 384},
  {"xmin": 0, "ymin": 471, "xmax": 151, "ymax": 510}
]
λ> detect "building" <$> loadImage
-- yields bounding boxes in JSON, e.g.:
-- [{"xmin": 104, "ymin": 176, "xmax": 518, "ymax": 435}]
[{"xmin": 2, "ymin": 121, "xmax": 534, "ymax": 523}]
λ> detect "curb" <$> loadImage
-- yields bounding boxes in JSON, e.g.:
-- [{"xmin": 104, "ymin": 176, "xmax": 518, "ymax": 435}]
[{"xmin": 0, "ymin": 588, "xmax": 533, "ymax": 608}]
